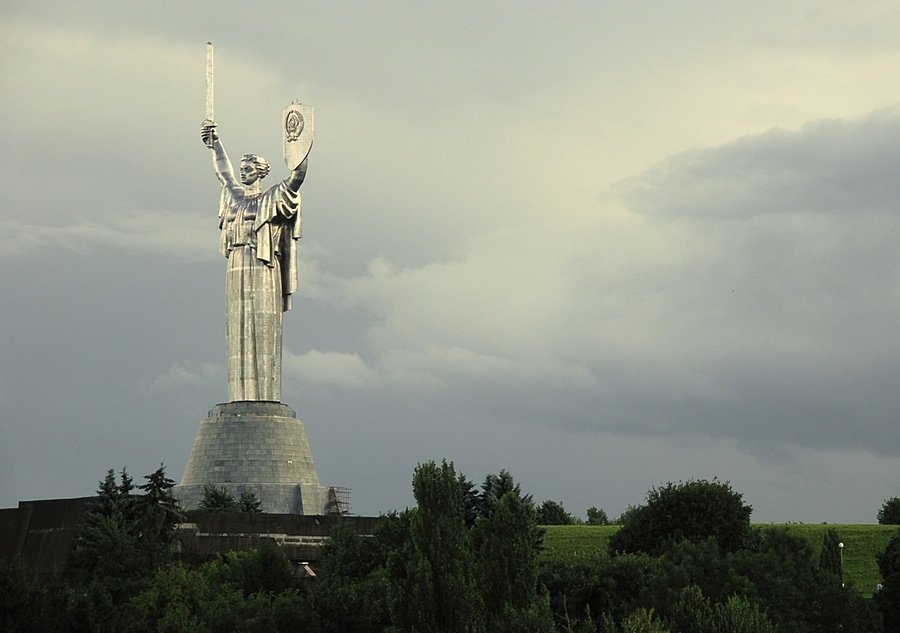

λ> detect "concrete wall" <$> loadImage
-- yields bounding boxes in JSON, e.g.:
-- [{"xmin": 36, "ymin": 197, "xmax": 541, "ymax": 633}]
[
  {"xmin": 0, "ymin": 497, "xmax": 380, "ymax": 576},
  {"xmin": 0, "ymin": 497, "xmax": 93, "ymax": 576}
]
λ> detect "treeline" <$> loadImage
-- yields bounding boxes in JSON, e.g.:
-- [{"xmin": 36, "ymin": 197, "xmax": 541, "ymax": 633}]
[{"xmin": 2, "ymin": 462, "xmax": 900, "ymax": 632}]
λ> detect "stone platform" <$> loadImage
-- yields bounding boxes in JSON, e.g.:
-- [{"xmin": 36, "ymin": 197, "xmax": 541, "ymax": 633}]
[{"xmin": 175, "ymin": 402, "xmax": 336, "ymax": 514}]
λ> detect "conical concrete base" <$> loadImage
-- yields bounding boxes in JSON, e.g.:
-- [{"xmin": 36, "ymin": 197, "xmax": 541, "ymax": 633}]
[{"xmin": 174, "ymin": 402, "xmax": 330, "ymax": 514}]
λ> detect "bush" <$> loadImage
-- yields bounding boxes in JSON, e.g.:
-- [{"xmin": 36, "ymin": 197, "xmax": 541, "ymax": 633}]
[
  {"xmin": 878, "ymin": 498, "xmax": 900, "ymax": 525},
  {"xmin": 537, "ymin": 499, "xmax": 576, "ymax": 525},
  {"xmin": 586, "ymin": 507, "xmax": 609, "ymax": 526},
  {"xmin": 672, "ymin": 585, "xmax": 776, "ymax": 633},
  {"xmin": 608, "ymin": 480, "xmax": 752, "ymax": 556}
]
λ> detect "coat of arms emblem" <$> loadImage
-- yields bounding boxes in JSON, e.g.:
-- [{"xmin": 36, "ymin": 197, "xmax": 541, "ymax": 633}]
[{"xmin": 283, "ymin": 103, "xmax": 314, "ymax": 170}]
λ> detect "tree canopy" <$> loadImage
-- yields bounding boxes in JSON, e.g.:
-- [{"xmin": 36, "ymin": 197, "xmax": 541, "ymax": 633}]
[
  {"xmin": 878, "ymin": 497, "xmax": 900, "ymax": 525},
  {"xmin": 608, "ymin": 479, "xmax": 753, "ymax": 556},
  {"xmin": 197, "ymin": 484, "xmax": 262, "ymax": 513},
  {"xmin": 536, "ymin": 499, "xmax": 576, "ymax": 525}
]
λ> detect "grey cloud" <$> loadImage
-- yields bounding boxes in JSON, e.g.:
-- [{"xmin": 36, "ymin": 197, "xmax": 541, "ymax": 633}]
[
  {"xmin": 615, "ymin": 107, "xmax": 900, "ymax": 219},
  {"xmin": 305, "ymin": 110, "xmax": 900, "ymax": 463}
]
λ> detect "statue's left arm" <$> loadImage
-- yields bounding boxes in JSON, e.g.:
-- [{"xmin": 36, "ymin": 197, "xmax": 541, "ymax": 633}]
[{"xmin": 284, "ymin": 156, "xmax": 308, "ymax": 193}]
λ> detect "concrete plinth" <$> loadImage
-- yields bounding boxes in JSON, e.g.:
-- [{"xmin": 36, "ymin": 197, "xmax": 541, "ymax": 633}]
[{"xmin": 175, "ymin": 402, "xmax": 331, "ymax": 514}]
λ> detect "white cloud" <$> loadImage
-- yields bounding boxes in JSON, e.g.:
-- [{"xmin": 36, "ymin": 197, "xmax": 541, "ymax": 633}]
[
  {"xmin": 0, "ymin": 211, "xmax": 214, "ymax": 260},
  {"xmin": 147, "ymin": 361, "xmax": 223, "ymax": 393},
  {"xmin": 283, "ymin": 349, "xmax": 379, "ymax": 389}
]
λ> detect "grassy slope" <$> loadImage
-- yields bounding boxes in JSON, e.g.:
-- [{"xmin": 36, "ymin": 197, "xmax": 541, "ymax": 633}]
[{"xmin": 542, "ymin": 524, "xmax": 899, "ymax": 597}]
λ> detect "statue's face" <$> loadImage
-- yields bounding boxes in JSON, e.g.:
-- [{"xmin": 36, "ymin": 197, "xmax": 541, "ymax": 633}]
[{"xmin": 240, "ymin": 160, "xmax": 260, "ymax": 186}]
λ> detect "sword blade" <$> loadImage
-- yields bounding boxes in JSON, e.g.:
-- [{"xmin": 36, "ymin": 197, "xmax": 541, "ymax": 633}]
[{"xmin": 205, "ymin": 42, "xmax": 214, "ymax": 121}]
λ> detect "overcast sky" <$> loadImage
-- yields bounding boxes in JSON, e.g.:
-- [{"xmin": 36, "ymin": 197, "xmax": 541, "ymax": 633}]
[{"xmin": 2, "ymin": 1, "xmax": 899, "ymax": 523}]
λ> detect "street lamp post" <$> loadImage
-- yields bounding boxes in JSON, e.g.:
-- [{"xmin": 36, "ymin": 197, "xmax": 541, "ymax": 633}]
[{"xmin": 838, "ymin": 542, "xmax": 844, "ymax": 587}]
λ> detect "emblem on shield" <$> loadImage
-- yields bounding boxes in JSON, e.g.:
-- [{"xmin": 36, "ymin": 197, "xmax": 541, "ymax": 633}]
[
  {"xmin": 283, "ymin": 103, "xmax": 314, "ymax": 170},
  {"xmin": 285, "ymin": 109, "xmax": 304, "ymax": 141}
]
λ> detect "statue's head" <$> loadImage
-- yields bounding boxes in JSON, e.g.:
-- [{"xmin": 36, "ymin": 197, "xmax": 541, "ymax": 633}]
[{"xmin": 240, "ymin": 154, "xmax": 271, "ymax": 185}]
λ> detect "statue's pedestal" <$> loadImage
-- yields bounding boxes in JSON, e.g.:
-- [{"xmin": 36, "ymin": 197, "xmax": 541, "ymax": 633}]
[{"xmin": 175, "ymin": 402, "xmax": 334, "ymax": 514}]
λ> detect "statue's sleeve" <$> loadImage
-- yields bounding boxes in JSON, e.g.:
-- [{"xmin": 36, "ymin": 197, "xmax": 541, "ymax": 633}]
[
  {"xmin": 253, "ymin": 182, "xmax": 301, "ymax": 235},
  {"xmin": 278, "ymin": 182, "xmax": 302, "ymax": 309},
  {"xmin": 254, "ymin": 181, "xmax": 302, "ymax": 311}
]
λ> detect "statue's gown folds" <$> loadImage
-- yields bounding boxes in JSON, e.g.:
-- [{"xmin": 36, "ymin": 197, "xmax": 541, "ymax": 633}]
[{"xmin": 218, "ymin": 180, "xmax": 301, "ymax": 402}]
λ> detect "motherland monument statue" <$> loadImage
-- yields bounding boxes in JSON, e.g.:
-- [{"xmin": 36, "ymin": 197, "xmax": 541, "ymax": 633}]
[{"xmin": 175, "ymin": 44, "xmax": 345, "ymax": 515}]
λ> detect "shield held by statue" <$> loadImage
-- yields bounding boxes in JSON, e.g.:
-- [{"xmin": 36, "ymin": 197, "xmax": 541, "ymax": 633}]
[{"xmin": 283, "ymin": 102, "xmax": 314, "ymax": 170}]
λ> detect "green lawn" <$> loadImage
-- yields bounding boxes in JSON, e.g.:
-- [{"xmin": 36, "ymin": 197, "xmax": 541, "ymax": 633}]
[
  {"xmin": 779, "ymin": 524, "xmax": 898, "ymax": 595},
  {"xmin": 542, "ymin": 524, "xmax": 618, "ymax": 559},
  {"xmin": 542, "ymin": 524, "xmax": 899, "ymax": 597}
]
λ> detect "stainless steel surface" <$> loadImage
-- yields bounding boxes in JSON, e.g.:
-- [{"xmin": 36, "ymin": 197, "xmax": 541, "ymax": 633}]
[
  {"xmin": 283, "ymin": 102, "xmax": 314, "ymax": 170},
  {"xmin": 205, "ymin": 42, "xmax": 214, "ymax": 121},
  {"xmin": 200, "ymin": 53, "xmax": 313, "ymax": 402}
]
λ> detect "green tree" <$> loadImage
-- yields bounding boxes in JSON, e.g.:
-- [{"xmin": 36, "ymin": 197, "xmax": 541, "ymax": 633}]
[
  {"xmin": 819, "ymin": 527, "xmax": 843, "ymax": 582},
  {"xmin": 70, "ymin": 469, "xmax": 142, "ymax": 580},
  {"xmin": 536, "ymin": 499, "xmax": 576, "ymax": 525},
  {"xmin": 878, "ymin": 497, "xmax": 900, "ymax": 525},
  {"xmin": 608, "ymin": 479, "xmax": 752, "ymax": 556},
  {"xmin": 197, "ymin": 484, "xmax": 263, "ymax": 513},
  {"xmin": 877, "ymin": 532, "xmax": 900, "ymax": 632},
  {"xmin": 0, "ymin": 560, "xmax": 72, "ymax": 633},
  {"xmin": 672, "ymin": 585, "xmax": 775, "ymax": 633},
  {"xmin": 310, "ymin": 518, "xmax": 398, "ymax": 632},
  {"xmin": 476, "ymin": 469, "xmax": 524, "ymax": 520},
  {"xmin": 202, "ymin": 539, "xmax": 298, "ymax": 597},
  {"xmin": 123, "ymin": 563, "xmax": 211, "ymax": 633},
  {"xmin": 472, "ymin": 491, "xmax": 554, "ymax": 632},
  {"xmin": 136, "ymin": 464, "xmax": 184, "ymax": 569},
  {"xmin": 539, "ymin": 551, "xmax": 662, "ymax": 627},
  {"xmin": 239, "ymin": 490, "xmax": 263, "ymax": 513},
  {"xmin": 620, "ymin": 607, "xmax": 670, "ymax": 633},
  {"xmin": 198, "ymin": 483, "xmax": 241, "ymax": 512},
  {"xmin": 67, "ymin": 465, "xmax": 184, "ymax": 632},
  {"xmin": 388, "ymin": 460, "xmax": 483, "ymax": 632},
  {"xmin": 458, "ymin": 473, "xmax": 480, "ymax": 527},
  {"xmin": 477, "ymin": 470, "xmax": 544, "ymax": 551},
  {"xmin": 586, "ymin": 507, "xmax": 609, "ymax": 525},
  {"xmin": 71, "ymin": 465, "xmax": 182, "ymax": 577}
]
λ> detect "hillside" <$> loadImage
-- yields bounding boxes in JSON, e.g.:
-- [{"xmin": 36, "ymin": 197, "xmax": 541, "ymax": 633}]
[{"xmin": 542, "ymin": 523, "xmax": 899, "ymax": 597}]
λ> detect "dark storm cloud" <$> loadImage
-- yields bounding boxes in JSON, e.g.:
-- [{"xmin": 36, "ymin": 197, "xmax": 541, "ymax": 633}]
[{"xmin": 616, "ymin": 108, "xmax": 900, "ymax": 219}]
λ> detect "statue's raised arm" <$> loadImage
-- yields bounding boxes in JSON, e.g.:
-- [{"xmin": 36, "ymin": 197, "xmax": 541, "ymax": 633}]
[
  {"xmin": 201, "ymin": 120, "xmax": 240, "ymax": 192},
  {"xmin": 285, "ymin": 156, "xmax": 308, "ymax": 193}
]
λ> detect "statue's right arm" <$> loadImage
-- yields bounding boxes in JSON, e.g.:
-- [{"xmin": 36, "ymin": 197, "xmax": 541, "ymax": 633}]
[{"xmin": 201, "ymin": 121, "xmax": 238, "ymax": 190}]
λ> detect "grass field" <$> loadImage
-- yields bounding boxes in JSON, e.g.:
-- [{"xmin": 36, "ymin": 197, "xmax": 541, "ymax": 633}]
[{"xmin": 542, "ymin": 524, "xmax": 899, "ymax": 597}]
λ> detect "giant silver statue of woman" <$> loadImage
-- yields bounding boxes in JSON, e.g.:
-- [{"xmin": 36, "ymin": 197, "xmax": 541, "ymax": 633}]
[
  {"xmin": 177, "ymin": 45, "xmax": 339, "ymax": 515},
  {"xmin": 201, "ymin": 120, "xmax": 308, "ymax": 402},
  {"xmin": 198, "ymin": 44, "xmax": 313, "ymax": 403}
]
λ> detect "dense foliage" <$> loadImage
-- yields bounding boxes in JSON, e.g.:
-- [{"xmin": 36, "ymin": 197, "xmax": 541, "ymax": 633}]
[
  {"xmin": 70, "ymin": 465, "xmax": 182, "ymax": 582},
  {"xmin": 818, "ymin": 527, "xmax": 843, "ymax": 580},
  {"xmin": 877, "ymin": 532, "xmax": 900, "ymax": 632},
  {"xmin": 586, "ymin": 506, "xmax": 610, "ymax": 526},
  {"xmin": 608, "ymin": 479, "xmax": 752, "ymax": 556},
  {"xmin": 197, "ymin": 484, "xmax": 262, "ymax": 513},
  {"xmin": 879, "ymin": 497, "xmax": 900, "ymax": 525},
  {"xmin": 1, "ymin": 466, "xmax": 893, "ymax": 632},
  {"xmin": 537, "ymin": 500, "xmax": 577, "ymax": 525}
]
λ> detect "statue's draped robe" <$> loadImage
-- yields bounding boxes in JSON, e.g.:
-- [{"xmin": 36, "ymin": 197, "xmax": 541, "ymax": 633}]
[{"xmin": 218, "ymin": 181, "xmax": 301, "ymax": 402}]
